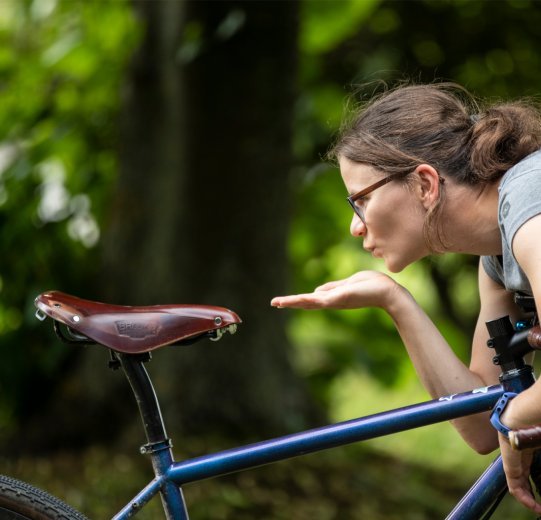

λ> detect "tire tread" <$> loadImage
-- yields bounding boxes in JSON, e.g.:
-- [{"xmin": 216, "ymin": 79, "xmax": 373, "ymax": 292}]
[{"xmin": 0, "ymin": 475, "xmax": 89, "ymax": 520}]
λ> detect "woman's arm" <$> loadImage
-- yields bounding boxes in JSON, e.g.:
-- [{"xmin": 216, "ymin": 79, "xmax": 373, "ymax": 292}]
[
  {"xmin": 459, "ymin": 263, "xmax": 525, "ymax": 453},
  {"xmin": 496, "ymin": 214, "xmax": 541, "ymax": 514},
  {"xmin": 502, "ymin": 213, "xmax": 541, "ymax": 428},
  {"xmin": 271, "ymin": 264, "xmax": 515, "ymax": 453}
]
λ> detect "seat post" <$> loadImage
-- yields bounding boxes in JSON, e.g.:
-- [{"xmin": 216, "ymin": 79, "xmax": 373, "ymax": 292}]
[
  {"xmin": 118, "ymin": 353, "xmax": 170, "ymax": 444},
  {"xmin": 118, "ymin": 353, "xmax": 189, "ymax": 520}
]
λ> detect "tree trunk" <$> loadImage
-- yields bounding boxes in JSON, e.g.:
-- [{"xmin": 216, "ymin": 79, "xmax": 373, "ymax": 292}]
[
  {"xmin": 26, "ymin": 0, "xmax": 319, "ymax": 451},
  {"xmin": 18, "ymin": 0, "xmax": 320, "ymax": 452}
]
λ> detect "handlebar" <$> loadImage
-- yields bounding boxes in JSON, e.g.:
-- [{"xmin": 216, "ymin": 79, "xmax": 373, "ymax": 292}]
[
  {"xmin": 510, "ymin": 426, "xmax": 541, "ymax": 450},
  {"xmin": 528, "ymin": 325, "xmax": 541, "ymax": 350}
]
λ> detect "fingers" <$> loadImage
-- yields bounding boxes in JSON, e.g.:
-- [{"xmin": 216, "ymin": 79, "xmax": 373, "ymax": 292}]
[
  {"xmin": 271, "ymin": 278, "xmax": 349, "ymax": 308},
  {"xmin": 506, "ymin": 465, "xmax": 541, "ymax": 513},
  {"xmin": 500, "ymin": 437, "xmax": 541, "ymax": 513},
  {"xmin": 507, "ymin": 479, "xmax": 541, "ymax": 514},
  {"xmin": 270, "ymin": 293, "xmax": 328, "ymax": 309}
]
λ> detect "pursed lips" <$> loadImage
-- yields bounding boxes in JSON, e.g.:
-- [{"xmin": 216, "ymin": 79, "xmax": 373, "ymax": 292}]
[{"xmin": 364, "ymin": 245, "xmax": 382, "ymax": 258}]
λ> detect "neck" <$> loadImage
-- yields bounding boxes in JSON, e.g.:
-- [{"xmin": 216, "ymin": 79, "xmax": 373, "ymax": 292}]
[{"xmin": 440, "ymin": 181, "xmax": 502, "ymax": 256}]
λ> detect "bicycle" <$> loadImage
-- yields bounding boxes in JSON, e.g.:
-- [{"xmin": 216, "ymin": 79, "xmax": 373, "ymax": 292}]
[{"xmin": 2, "ymin": 289, "xmax": 541, "ymax": 519}]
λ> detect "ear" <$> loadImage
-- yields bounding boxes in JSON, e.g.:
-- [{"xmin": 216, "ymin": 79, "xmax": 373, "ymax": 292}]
[{"xmin": 414, "ymin": 164, "xmax": 441, "ymax": 209}]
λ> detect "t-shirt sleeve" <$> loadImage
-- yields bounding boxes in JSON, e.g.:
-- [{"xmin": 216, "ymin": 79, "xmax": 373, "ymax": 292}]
[
  {"xmin": 481, "ymin": 255, "xmax": 504, "ymax": 286},
  {"xmin": 499, "ymin": 165, "xmax": 541, "ymax": 249}
]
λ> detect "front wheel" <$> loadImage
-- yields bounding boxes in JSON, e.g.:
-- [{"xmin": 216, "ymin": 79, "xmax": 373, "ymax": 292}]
[{"xmin": 0, "ymin": 475, "xmax": 89, "ymax": 520}]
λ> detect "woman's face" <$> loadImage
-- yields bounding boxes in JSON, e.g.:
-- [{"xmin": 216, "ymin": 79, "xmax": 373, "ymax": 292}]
[{"xmin": 339, "ymin": 157, "xmax": 429, "ymax": 272}]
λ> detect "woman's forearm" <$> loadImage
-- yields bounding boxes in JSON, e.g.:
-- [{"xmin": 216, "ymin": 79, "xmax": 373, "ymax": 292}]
[
  {"xmin": 385, "ymin": 286, "xmax": 499, "ymax": 452},
  {"xmin": 386, "ymin": 286, "xmax": 481, "ymax": 394}
]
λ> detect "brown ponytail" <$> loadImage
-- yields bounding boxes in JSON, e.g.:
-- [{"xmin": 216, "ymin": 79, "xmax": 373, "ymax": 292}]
[{"xmin": 470, "ymin": 102, "xmax": 541, "ymax": 182}]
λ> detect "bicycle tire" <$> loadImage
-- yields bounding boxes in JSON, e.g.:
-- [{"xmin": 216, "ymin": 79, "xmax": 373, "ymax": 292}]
[{"xmin": 0, "ymin": 475, "xmax": 89, "ymax": 520}]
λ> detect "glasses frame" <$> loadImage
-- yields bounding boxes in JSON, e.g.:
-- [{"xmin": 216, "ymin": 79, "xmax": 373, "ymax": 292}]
[
  {"xmin": 346, "ymin": 172, "xmax": 408, "ymax": 224},
  {"xmin": 347, "ymin": 171, "xmax": 445, "ymax": 224}
]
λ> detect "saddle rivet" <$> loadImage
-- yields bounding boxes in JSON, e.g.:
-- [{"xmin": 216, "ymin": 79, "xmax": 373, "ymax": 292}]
[
  {"xmin": 72, "ymin": 315, "xmax": 80, "ymax": 323},
  {"xmin": 214, "ymin": 316, "xmax": 223, "ymax": 326}
]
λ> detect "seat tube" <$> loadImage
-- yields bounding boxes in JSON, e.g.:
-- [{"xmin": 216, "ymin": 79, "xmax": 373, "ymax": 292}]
[{"xmin": 119, "ymin": 354, "xmax": 189, "ymax": 519}]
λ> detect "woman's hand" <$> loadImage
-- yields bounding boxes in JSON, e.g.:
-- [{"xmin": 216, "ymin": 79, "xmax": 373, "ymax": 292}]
[
  {"xmin": 271, "ymin": 270, "xmax": 402, "ymax": 311},
  {"xmin": 499, "ymin": 396, "xmax": 541, "ymax": 514},
  {"xmin": 498, "ymin": 434, "xmax": 541, "ymax": 514}
]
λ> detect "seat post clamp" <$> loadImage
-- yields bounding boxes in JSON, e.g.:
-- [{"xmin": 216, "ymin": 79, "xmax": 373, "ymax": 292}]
[{"xmin": 139, "ymin": 438, "xmax": 173, "ymax": 455}]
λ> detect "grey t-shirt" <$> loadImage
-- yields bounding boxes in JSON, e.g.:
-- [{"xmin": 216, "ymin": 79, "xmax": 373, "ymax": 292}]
[{"xmin": 481, "ymin": 148, "xmax": 541, "ymax": 296}]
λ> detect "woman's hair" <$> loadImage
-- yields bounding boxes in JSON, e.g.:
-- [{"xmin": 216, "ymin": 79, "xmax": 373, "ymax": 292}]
[{"xmin": 329, "ymin": 82, "xmax": 541, "ymax": 251}]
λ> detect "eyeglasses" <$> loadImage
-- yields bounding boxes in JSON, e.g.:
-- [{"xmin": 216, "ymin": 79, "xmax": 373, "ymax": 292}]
[
  {"xmin": 346, "ymin": 172, "xmax": 408, "ymax": 225},
  {"xmin": 346, "ymin": 171, "xmax": 445, "ymax": 224}
]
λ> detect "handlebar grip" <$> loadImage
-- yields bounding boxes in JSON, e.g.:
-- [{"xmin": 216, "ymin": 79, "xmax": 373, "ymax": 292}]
[
  {"xmin": 509, "ymin": 425, "xmax": 541, "ymax": 450},
  {"xmin": 528, "ymin": 325, "xmax": 541, "ymax": 350}
]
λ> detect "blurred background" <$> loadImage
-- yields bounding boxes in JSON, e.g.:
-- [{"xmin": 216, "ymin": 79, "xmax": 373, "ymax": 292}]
[{"xmin": 1, "ymin": 0, "xmax": 540, "ymax": 518}]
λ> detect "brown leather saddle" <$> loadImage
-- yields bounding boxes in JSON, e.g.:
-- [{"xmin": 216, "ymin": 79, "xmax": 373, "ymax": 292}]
[{"xmin": 34, "ymin": 291, "xmax": 241, "ymax": 354}]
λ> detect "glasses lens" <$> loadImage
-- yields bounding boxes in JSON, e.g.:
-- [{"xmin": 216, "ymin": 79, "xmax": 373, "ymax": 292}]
[{"xmin": 348, "ymin": 197, "xmax": 366, "ymax": 223}]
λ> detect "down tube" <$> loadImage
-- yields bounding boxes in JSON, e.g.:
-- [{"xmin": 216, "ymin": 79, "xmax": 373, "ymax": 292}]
[
  {"xmin": 167, "ymin": 385, "xmax": 504, "ymax": 485},
  {"xmin": 446, "ymin": 455, "xmax": 506, "ymax": 520}
]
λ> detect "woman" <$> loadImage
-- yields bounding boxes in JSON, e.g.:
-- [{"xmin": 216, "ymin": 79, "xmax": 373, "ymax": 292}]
[{"xmin": 271, "ymin": 83, "xmax": 541, "ymax": 513}]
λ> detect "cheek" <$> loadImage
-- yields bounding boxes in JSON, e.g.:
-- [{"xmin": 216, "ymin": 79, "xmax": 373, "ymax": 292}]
[
  {"xmin": 380, "ymin": 193, "xmax": 425, "ymax": 243},
  {"xmin": 376, "ymin": 193, "xmax": 410, "ymax": 227}
]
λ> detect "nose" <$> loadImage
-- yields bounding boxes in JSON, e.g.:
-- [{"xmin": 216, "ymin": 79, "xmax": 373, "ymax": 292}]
[{"xmin": 350, "ymin": 214, "xmax": 366, "ymax": 237}]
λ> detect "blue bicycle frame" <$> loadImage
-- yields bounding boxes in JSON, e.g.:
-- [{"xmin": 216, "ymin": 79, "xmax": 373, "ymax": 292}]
[{"xmin": 112, "ymin": 350, "xmax": 516, "ymax": 520}]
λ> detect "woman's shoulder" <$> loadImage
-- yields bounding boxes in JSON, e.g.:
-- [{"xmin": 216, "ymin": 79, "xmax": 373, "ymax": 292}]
[
  {"xmin": 497, "ymin": 147, "xmax": 541, "ymax": 257},
  {"xmin": 500, "ymin": 148, "xmax": 541, "ymax": 190}
]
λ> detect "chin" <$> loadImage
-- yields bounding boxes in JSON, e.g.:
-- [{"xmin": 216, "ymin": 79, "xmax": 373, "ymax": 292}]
[
  {"xmin": 384, "ymin": 247, "xmax": 425, "ymax": 272},
  {"xmin": 384, "ymin": 256, "xmax": 408, "ymax": 273}
]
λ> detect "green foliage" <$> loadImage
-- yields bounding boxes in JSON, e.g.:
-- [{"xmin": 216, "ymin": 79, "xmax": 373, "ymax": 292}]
[
  {"xmin": 0, "ymin": 0, "xmax": 139, "ymax": 429},
  {"xmin": 300, "ymin": 0, "xmax": 380, "ymax": 55}
]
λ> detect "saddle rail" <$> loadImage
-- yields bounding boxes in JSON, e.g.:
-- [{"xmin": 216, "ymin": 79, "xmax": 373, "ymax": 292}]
[{"xmin": 34, "ymin": 291, "xmax": 241, "ymax": 354}]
